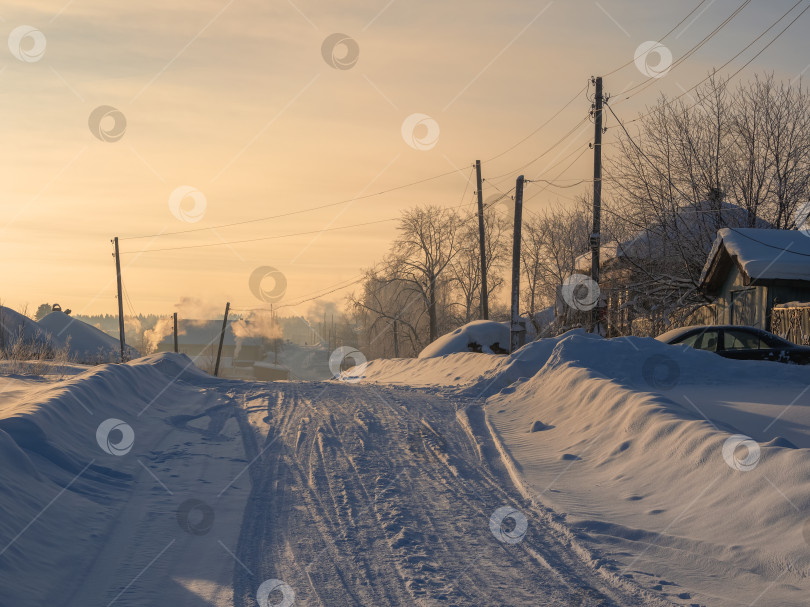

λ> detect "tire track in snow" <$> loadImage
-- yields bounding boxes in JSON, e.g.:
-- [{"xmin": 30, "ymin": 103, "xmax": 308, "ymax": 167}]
[{"xmin": 230, "ymin": 380, "xmax": 675, "ymax": 606}]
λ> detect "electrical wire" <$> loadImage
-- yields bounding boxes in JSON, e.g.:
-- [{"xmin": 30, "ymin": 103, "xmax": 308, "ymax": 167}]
[
  {"xmin": 231, "ymin": 274, "xmax": 366, "ymax": 312},
  {"xmin": 623, "ymin": 0, "xmax": 810, "ymax": 124},
  {"xmin": 605, "ymin": 100, "xmax": 694, "ymax": 203},
  {"xmin": 725, "ymin": 227, "xmax": 810, "ymax": 258},
  {"xmin": 482, "ymin": 1, "xmax": 711, "ymax": 165},
  {"xmin": 120, "ymin": 167, "xmax": 470, "ymax": 241},
  {"xmin": 484, "ymin": 84, "xmax": 588, "ymax": 163},
  {"xmin": 123, "ymin": 184, "xmax": 500, "ymax": 255},
  {"xmin": 487, "ymin": 114, "xmax": 591, "ymax": 182},
  {"xmin": 603, "ymin": 0, "xmax": 709, "ymax": 77},
  {"xmin": 619, "ymin": 0, "xmax": 753, "ymax": 100},
  {"xmin": 122, "ymin": 218, "xmax": 399, "ymax": 254}
]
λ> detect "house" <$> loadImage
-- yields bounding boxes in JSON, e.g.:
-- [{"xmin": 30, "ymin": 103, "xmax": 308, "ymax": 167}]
[
  {"xmin": 573, "ymin": 199, "xmax": 772, "ymax": 336},
  {"xmin": 699, "ymin": 228, "xmax": 810, "ymax": 330},
  {"xmin": 156, "ymin": 319, "xmax": 265, "ymax": 375}
]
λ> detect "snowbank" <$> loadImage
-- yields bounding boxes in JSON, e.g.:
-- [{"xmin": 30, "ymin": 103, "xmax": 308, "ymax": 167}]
[
  {"xmin": 418, "ymin": 320, "xmax": 510, "ymax": 358},
  {"xmin": 0, "ymin": 353, "xmax": 241, "ymax": 604},
  {"xmin": 38, "ymin": 311, "xmax": 139, "ymax": 364},
  {"xmin": 353, "ymin": 329, "xmax": 598, "ymax": 396},
  {"xmin": 485, "ymin": 332, "xmax": 810, "ymax": 606},
  {"xmin": 357, "ymin": 329, "xmax": 810, "ymax": 604}
]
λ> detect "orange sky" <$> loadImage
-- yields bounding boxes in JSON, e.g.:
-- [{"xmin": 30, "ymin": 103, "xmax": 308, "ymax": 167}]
[{"xmin": 2, "ymin": 0, "xmax": 809, "ymax": 317}]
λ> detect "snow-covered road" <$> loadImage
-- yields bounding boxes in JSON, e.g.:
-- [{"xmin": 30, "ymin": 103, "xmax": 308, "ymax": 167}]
[{"xmin": 226, "ymin": 380, "xmax": 664, "ymax": 606}]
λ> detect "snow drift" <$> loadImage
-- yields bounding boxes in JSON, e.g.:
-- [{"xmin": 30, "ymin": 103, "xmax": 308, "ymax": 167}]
[
  {"xmin": 0, "ymin": 353, "xmax": 231, "ymax": 605},
  {"xmin": 418, "ymin": 320, "xmax": 511, "ymax": 358}
]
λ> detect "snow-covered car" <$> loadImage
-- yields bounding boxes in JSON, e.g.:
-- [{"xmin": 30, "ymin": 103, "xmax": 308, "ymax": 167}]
[{"xmin": 656, "ymin": 325, "xmax": 810, "ymax": 364}]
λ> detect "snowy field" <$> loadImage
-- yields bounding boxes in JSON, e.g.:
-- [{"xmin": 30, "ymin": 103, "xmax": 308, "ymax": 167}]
[{"xmin": 1, "ymin": 330, "xmax": 808, "ymax": 605}]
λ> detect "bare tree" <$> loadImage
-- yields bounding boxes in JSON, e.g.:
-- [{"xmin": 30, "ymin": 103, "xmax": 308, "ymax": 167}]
[
  {"xmin": 521, "ymin": 202, "xmax": 590, "ymax": 332},
  {"xmin": 448, "ymin": 207, "xmax": 508, "ymax": 323},
  {"xmin": 392, "ymin": 205, "xmax": 460, "ymax": 343},
  {"xmin": 605, "ymin": 74, "xmax": 810, "ymax": 327}
]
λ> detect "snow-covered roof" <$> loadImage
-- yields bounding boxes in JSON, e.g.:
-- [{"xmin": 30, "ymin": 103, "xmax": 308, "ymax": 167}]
[
  {"xmin": 38, "ymin": 311, "xmax": 140, "ymax": 363},
  {"xmin": 583, "ymin": 200, "xmax": 772, "ymax": 271},
  {"xmin": 0, "ymin": 306, "xmax": 51, "ymax": 350},
  {"xmin": 700, "ymin": 228, "xmax": 810, "ymax": 290}
]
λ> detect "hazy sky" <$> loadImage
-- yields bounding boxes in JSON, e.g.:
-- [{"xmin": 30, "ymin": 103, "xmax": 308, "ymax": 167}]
[{"xmin": 2, "ymin": 0, "xmax": 809, "ymax": 316}]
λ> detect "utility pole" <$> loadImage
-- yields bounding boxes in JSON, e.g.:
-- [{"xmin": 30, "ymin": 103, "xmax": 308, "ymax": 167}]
[
  {"xmin": 112, "ymin": 237, "xmax": 126, "ymax": 363},
  {"xmin": 509, "ymin": 176, "xmax": 526, "ymax": 354},
  {"xmin": 214, "ymin": 301, "xmax": 230, "ymax": 377},
  {"xmin": 475, "ymin": 159, "xmax": 489, "ymax": 320},
  {"xmin": 173, "ymin": 312, "xmax": 178, "ymax": 353},
  {"xmin": 590, "ymin": 76, "xmax": 604, "ymax": 334}
]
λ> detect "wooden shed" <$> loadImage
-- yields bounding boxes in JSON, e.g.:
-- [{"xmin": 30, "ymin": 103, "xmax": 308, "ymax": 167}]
[{"xmin": 699, "ymin": 228, "xmax": 810, "ymax": 330}]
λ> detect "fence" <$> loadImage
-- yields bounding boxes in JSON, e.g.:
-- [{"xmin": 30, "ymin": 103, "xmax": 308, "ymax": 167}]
[{"xmin": 770, "ymin": 306, "xmax": 810, "ymax": 345}]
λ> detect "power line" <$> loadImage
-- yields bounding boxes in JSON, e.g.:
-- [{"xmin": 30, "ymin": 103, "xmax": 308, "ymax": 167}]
[
  {"xmin": 484, "ymin": 85, "xmax": 587, "ymax": 163},
  {"xmin": 120, "ymin": 167, "xmax": 469, "ymax": 241},
  {"xmin": 620, "ymin": 0, "xmax": 753, "ymax": 100},
  {"xmin": 488, "ymin": 114, "xmax": 591, "ymax": 182},
  {"xmin": 623, "ymin": 0, "xmax": 810, "ymax": 124},
  {"xmin": 231, "ymin": 275, "xmax": 366, "ymax": 312},
  {"xmin": 122, "ymin": 218, "xmax": 399, "ymax": 254},
  {"xmin": 603, "ymin": 0, "xmax": 709, "ymax": 77},
  {"xmin": 483, "ymin": 1, "xmax": 712, "ymax": 165},
  {"xmin": 275, "ymin": 277, "xmax": 367, "ymax": 309},
  {"xmin": 123, "ymin": 187, "xmax": 502, "ymax": 255},
  {"xmin": 726, "ymin": 226, "xmax": 810, "ymax": 258},
  {"xmin": 604, "ymin": 100, "xmax": 699, "ymax": 204}
]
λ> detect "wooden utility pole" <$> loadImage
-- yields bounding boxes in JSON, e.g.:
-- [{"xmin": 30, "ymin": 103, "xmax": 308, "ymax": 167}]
[
  {"xmin": 475, "ymin": 159, "xmax": 489, "ymax": 320},
  {"xmin": 214, "ymin": 301, "xmax": 230, "ymax": 377},
  {"xmin": 590, "ymin": 76, "xmax": 604, "ymax": 334},
  {"xmin": 173, "ymin": 312, "xmax": 178, "ymax": 353},
  {"xmin": 509, "ymin": 176, "xmax": 526, "ymax": 354},
  {"xmin": 112, "ymin": 237, "xmax": 126, "ymax": 363}
]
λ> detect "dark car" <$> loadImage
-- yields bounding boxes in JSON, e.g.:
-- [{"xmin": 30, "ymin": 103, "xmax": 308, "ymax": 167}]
[{"xmin": 656, "ymin": 325, "xmax": 810, "ymax": 365}]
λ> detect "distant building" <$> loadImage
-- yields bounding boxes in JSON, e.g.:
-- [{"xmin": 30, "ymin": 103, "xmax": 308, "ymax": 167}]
[
  {"xmin": 156, "ymin": 319, "xmax": 264, "ymax": 375},
  {"xmin": 700, "ymin": 228, "xmax": 810, "ymax": 330}
]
